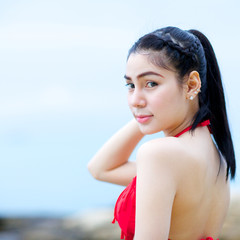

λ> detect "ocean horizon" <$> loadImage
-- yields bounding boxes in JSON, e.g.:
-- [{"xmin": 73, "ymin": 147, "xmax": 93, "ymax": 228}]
[{"xmin": 1, "ymin": 122, "xmax": 239, "ymax": 218}]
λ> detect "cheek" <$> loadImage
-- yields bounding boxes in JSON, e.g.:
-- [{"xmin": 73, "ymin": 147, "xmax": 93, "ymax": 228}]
[
  {"xmin": 150, "ymin": 89, "xmax": 172, "ymax": 109},
  {"xmin": 127, "ymin": 94, "xmax": 131, "ymax": 107},
  {"xmin": 127, "ymin": 94, "xmax": 135, "ymax": 113},
  {"xmin": 151, "ymin": 87, "xmax": 183, "ymax": 113}
]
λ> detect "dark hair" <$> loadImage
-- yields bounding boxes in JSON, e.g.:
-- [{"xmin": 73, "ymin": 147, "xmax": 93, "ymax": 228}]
[{"xmin": 128, "ymin": 26, "xmax": 236, "ymax": 180}]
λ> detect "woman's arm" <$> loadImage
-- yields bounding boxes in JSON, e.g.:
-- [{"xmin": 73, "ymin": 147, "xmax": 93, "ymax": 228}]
[
  {"xmin": 87, "ymin": 119, "xmax": 144, "ymax": 186},
  {"xmin": 135, "ymin": 138, "xmax": 180, "ymax": 239}
]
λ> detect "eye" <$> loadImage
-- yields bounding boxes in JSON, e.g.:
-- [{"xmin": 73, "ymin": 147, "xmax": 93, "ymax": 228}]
[
  {"xmin": 125, "ymin": 83, "xmax": 135, "ymax": 90},
  {"xmin": 146, "ymin": 81, "xmax": 158, "ymax": 88}
]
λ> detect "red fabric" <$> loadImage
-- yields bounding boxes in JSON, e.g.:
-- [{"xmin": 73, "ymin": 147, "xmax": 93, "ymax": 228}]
[
  {"xmin": 201, "ymin": 238, "xmax": 219, "ymax": 240},
  {"xmin": 112, "ymin": 176, "xmax": 136, "ymax": 240},
  {"xmin": 112, "ymin": 120, "xmax": 213, "ymax": 240},
  {"xmin": 174, "ymin": 119, "xmax": 210, "ymax": 137}
]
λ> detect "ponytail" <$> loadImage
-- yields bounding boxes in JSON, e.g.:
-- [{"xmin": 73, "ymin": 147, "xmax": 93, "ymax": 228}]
[{"xmin": 189, "ymin": 30, "xmax": 236, "ymax": 180}]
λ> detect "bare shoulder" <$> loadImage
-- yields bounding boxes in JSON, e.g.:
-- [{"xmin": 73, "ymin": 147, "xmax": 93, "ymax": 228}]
[
  {"xmin": 138, "ymin": 136, "xmax": 184, "ymax": 154},
  {"xmin": 134, "ymin": 137, "xmax": 187, "ymax": 238},
  {"xmin": 137, "ymin": 137, "xmax": 189, "ymax": 166},
  {"xmin": 136, "ymin": 137, "xmax": 197, "ymax": 182}
]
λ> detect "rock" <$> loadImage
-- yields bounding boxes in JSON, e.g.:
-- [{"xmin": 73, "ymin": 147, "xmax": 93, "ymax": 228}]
[
  {"xmin": 0, "ymin": 192, "xmax": 239, "ymax": 240},
  {"xmin": 63, "ymin": 208, "xmax": 121, "ymax": 240},
  {"xmin": 0, "ymin": 209, "xmax": 120, "ymax": 240},
  {"xmin": 0, "ymin": 218, "xmax": 84, "ymax": 240}
]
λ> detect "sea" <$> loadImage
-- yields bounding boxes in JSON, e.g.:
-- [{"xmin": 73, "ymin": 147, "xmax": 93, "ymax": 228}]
[{"xmin": 0, "ymin": 112, "xmax": 239, "ymax": 218}]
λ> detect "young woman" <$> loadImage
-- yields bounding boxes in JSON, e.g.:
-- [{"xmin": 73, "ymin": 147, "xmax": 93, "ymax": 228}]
[{"xmin": 88, "ymin": 26, "xmax": 236, "ymax": 240}]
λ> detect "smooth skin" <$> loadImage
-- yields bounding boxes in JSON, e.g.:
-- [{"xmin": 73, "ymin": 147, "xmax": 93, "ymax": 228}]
[{"xmin": 88, "ymin": 53, "xmax": 230, "ymax": 240}]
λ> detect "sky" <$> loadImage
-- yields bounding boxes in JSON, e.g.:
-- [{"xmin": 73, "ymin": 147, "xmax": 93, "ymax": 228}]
[{"xmin": 0, "ymin": 0, "xmax": 240, "ymax": 216}]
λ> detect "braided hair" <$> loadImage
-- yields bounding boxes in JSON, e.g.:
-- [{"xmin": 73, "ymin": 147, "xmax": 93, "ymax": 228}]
[{"xmin": 128, "ymin": 26, "xmax": 236, "ymax": 180}]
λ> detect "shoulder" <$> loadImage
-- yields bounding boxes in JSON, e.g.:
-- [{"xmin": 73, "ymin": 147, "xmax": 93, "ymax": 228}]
[
  {"xmin": 136, "ymin": 137, "xmax": 195, "ymax": 183},
  {"xmin": 137, "ymin": 137, "xmax": 188, "ymax": 165},
  {"xmin": 139, "ymin": 136, "xmax": 184, "ymax": 153},
  {"xmin": 135, "ymin": 138, "xmax": 185, "ymax": 239}
]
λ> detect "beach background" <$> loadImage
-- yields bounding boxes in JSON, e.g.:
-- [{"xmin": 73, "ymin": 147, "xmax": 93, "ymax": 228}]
[{"xmin": 0, "ymin": 0, "xmax": 240, "ymax": 239}]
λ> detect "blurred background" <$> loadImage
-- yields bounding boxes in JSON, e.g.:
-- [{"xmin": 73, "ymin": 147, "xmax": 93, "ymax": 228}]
[{"xmin": 0, "ymin": 0, "xmax": 239, "ymax": 239}]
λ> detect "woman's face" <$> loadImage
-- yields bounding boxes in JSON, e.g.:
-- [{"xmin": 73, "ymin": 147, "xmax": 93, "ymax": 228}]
[{"xmin": 125, "ymin": 53, "xmax": 190, "ymax": 136}]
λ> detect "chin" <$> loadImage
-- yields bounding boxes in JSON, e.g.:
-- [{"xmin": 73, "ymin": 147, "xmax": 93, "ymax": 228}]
[{"xmin": 138, "ymin": 125, "xmax": 161, "ymax": 135}]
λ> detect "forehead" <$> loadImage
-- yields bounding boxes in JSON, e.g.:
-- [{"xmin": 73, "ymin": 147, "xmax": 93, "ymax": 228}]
[{"xmin": 126, "ymin": 53, "xmax": 175, "ymax": 79}]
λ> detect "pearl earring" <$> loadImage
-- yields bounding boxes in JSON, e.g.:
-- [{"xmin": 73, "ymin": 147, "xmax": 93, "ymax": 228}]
[{"xmin": 190, "ymin": 96, "xmax": 194, "ymax": 100}]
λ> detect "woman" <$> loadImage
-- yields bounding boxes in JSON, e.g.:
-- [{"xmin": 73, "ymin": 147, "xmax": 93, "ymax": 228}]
[{"xmin": 88, "ymin": 26, "xmax": 236, "ymax": 240}]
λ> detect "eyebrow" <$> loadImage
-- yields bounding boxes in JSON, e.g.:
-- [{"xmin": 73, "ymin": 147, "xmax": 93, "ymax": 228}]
[{"xmin": 124, "ymin": 71, "xmax": 165, "ymax": 80}]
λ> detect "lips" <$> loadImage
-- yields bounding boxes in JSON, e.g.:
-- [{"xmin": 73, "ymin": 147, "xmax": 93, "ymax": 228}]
[{"xmin": 135, "ymin": 115, "xmax": 153, "ymax": 123}]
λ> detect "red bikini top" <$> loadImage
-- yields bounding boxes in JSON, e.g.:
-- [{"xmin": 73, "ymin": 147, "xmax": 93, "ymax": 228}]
[{"xmin": 112, "ymin": 120, "xmax": 218, "ymax": 240}]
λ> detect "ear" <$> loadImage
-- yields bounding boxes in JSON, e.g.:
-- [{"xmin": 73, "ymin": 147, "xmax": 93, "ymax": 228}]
[{"xmin": 186, "ymin": 71, "xmax": 201, "ymax": 100}]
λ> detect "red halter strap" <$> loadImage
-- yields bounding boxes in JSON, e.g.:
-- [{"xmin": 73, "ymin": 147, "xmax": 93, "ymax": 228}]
[{"xmin": 174, "ymin": 120, "xmax": 211, "ymax": 138}]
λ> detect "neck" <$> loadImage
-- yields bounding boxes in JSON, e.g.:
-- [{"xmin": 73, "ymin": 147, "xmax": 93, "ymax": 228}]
[
  {"xmin": 163, "ymin": 119, "xmax": 193, "ymax": 137},
  {"xmin": 164, "ymin": 118, "xmax": 210, "ymax": 138},
  {"xmin": 164, "ymin": 102, "xmax": 200, "ymax": 137}
]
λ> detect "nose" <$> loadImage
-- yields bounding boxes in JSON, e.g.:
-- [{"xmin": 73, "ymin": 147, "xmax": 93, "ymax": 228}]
[{"xmin": 128, "ymin": 89, "xmax": 146, "ymax": 108}]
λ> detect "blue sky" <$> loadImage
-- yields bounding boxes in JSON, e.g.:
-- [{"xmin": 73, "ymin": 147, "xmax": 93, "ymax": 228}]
[{"xmin": 0, "ymin": 0, "xmax": 239, "ymax": 216}]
